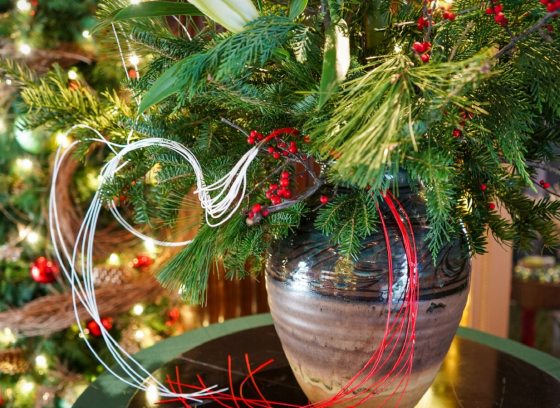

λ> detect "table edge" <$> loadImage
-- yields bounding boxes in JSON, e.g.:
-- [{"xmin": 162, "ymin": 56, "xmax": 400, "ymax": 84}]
[{"xmin": 74, "ymin": 313, "xmax": 560, "ymax": 407}]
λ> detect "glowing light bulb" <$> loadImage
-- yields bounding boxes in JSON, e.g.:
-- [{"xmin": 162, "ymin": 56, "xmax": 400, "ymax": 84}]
[
  {"xmin": 18, "ymin": 43, "xmax": 32, "ymax": 56},
  {"xmin": 35, "ymin": 355, "xmax": 48, "ymax": 371},
  {"xmin": 0, "ymin": 328, "xmax": 17, "ymax": 345},
  {"xmin": 16, "ymin": 0, "xmax": 31, "ymax": 12},
  {"xmin": 143, "ymin": 238, "xmax": 157, "ymax": 254},
  {"xmin": 134, "ymin": 329, "xmax": 145, "ymax": 341},
  {"xmin": 107, "ymin": 253, "xmax": 121, "ymax": 266},
  {"xmin": 129, "ymin": 54, "xmax": 140, "ymax": 66},
  {"xmin": 132, "ymin": 304, "xmax": 144, "ymax": 316},
  {"xmin": 19, "ymin": 379, "xmax": 35, "ymax": 394},
  {"xmin": 394, "ymin": 44, "xmax": 403, "ymax": 54},
  {"xmin": 55, "ymin": 132, "xmax": 71, "ymax": 148},
  {"xmin": 5, "ymin": 78, "xmax": 12, "ymax": 86},
  {"xmin": 145, "ymin": 382, "xmax": 159, "ymax": 405},
  {"xmin": 26, "ymin": 231, "xmax": 40, "ymax": 245},
  {"xmin": 82, "ymin": 30, "xmax": 91, "ymax": 39},
  {"xmin": 130, "ymin": 0, "xmax": 141, "ymax": 4},
  {"xmin": 68, "ymin": 70, "xmax": 78, "ymax": 80},
  {"xmin": 16, "ymin": 158, "xmax": 33, "ymax": 172}
]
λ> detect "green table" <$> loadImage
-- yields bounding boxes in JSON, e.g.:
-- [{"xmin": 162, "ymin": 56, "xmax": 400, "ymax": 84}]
[{"xmin": 75, "ymin": 313, "xmax": 560, "ymax": 407}]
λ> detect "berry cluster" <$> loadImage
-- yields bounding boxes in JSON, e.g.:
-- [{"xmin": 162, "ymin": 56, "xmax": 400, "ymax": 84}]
[
  {"xmin": 412, "ymin": 41, "xmax": 432, "ymax": 63},
  {"xmin": 540, "ymin": 179, "xmax": 552, "ymax": 189},
  {"xmin": 266, "ymin": 141, "xmax": 298, "ymax": 159},
  {"xmin": 452, "ymin": 111, "xmax": 474, "ymax": 138},
  {"xmin": 247, "ymin": 129, "xmax": 264, "ymax": 145},
  {"xmin": 480, "ymin": 183, "xmax": 496, "ymax": 211},
  {"xmin": 485, "ymin": 4, "xmax": 508, "ymax": 26},
  {"xmin": 442, "ymin": 9, "xmax": 456, "ymax": 21},
  {"xmin": 417, "ymin": 16, "xmax": 429, "ymax": 30},
  {"xmin": 540, "ymin": 0, "xmax": 560, "ymax": 12}
]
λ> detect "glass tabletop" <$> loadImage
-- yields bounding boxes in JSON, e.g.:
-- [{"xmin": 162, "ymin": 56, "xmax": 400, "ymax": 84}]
[{"xmin": 128, "ymin": 324, "xmax": 560, "ymax": 408}]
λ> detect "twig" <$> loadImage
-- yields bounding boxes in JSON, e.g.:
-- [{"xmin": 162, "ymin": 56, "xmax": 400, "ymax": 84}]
[
  {"xmin": 494, "ymin": 11, "xmax": 559, "ymax": 59},
  {"xmin": 220, "ymin": 117, "xmax": 249, "ymax": 136},
  {"xmin": 449, "ymin": 22, "xmax": 475, "ymax": 62}
]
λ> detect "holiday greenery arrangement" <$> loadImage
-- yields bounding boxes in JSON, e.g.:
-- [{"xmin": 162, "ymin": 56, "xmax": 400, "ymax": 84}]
[
  {"xmin": 69, "ymin": 0, "xmax": 559, "ymax": 304},
  {"xmin": 2, "ymin": 0, "xmax": 559, "ymax": 308},
  {"xmin": 1, "ymin": 0, "xmax": 559, "ymax": 406}
]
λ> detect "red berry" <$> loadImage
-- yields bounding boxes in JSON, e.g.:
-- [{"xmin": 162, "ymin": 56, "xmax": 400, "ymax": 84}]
[
  {"xmin": 278, "ymin": 142, "xmax": 287, "ymax": 148},
  {"xmin": 282, "ymin": 151, "xmax": 289, "ymax": 156},
  {"xmin": 494, "ymin": 4, "xmax": 504, "ymax": 13},
  {"xmin": 488, "ymin": 203, "xmax": 496, "ymax": 210},
  {"xmin": 543, "ymin": 182, "xmax": 551, "ymax": 189},
  {"xmin": 417, "ymin": 16, "xmax": 428, "ymax": 30},
  {"xmin": 452, "ymin": 128, "xmax": 462, "ymax": 138},
  {"xmin": 267, "ymin": 146, "xmax": 275, "ymax": 154},
  {"xmin": 250, "ymin": 130, "xmax": 259, "ymax": 138},
  {"xmin": 252, "ymin": 203, "xmax": 262, "ymax": 213},
  {"xmin": 540, "ymin": 179, "xmax": 546, "ymax": 185},
  {"xmin": 486, "ymin": 7, "xmax": 494, "ymax": 14},
  {"xmin": 247, "ymin": 211, "xmax": 255, "ymax": 219},
  {"xmin": 320, "ymin": 195, "xmax": 329, "ymax": 205},
  {"xmin": 494, "ymin": 12, "xmax": 507, "ymax": 26},
  {"xmin": 284, "ymin": 189, "xmax": 292, "ymax": 199},
  {"xmin": 281, "ymin": 171, "xmax": 290, "ymax": 179},
  {"xmin": 280, "ymin": 178, "xmax": 290, "ymax": 187},
  {"xmin": 247, "ymin": 137, "xmax": 255, "ymax": 145},
  {"xmin": 412, "ymin": 41, "xmax": 424, "ymax": 53},
  {"xmin": 269, "ymin": 183, "xmax": 278, "ymax": 191},
  {"xmin": 271, "ymin": 196, "xmax": 282, "ymax": 205},
  {"xmin": 423, "ymin": 41, "xmax": 432, "ymax": 52},
  {"xmin": 265, "ymin": 191, "xmax": 272, "ymax": 199},
  {"xmin": 421, "ymin": 53, "xmax": 431, "ymax": 63},
  {"xmin": 289, "ymin": 141, "xmax": 298, "ymax": 154},
  {"xmin": 446, "ymin": 12, "xmax": 456, "ymax": 21},
  {"xmin": 262, "ymin": 209, "xmax": 269, "ymax": 217},
  {"xmin": 87, "ymin": 320, "xmax": 102, "ymax": 337},
  {"xmin": 480, "ymin": 183, "xmax": 487, "ymax": 192},
  {"xmin": 273, "ymin": 152, "xmax": 281, "ymax": 160},
  {"xmin": 101, "ymin": 317, "xmax": 113, "ymax": 330}
]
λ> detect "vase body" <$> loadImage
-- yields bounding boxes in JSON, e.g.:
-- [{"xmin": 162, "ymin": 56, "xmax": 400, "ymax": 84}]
[{"xmin": 266, "ymin": 187, "xmax": 470, "ymax": 407}]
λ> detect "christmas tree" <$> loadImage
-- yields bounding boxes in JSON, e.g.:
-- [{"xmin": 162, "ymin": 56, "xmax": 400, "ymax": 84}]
[{"xmin": 0, "ymin": 2, "xmax": 268, "ymax": 406}]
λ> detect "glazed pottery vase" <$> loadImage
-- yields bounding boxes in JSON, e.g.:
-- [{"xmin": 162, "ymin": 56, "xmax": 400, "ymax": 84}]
[{"xmin": 266, "ymin": 185, "xmax": 471, "ymax": 407}]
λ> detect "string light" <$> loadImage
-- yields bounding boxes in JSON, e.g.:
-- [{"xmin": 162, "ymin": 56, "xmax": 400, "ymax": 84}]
[
  {"xmin": 132, "ymin": 304, "xmax": 144, "ymax": 316},
  {"xmin": 129, "ymin": 54, "xmax": 140, "ymax": 66},
  {"xmin": 107, "ymin": 253, "xmax": 121, "ymax": 266},
  {"xmin": 18, "ymin": 43, "xmax": 32, "ymax": 56},
  {"xmin": 5, "ymin": 78, "xmax": 12, "ymax": 86},
  {"xmin": 26, "ymin": 230, "xmax": 40, "ymax": 245},
  {"xmin": 18, "ymin": 379, "xmax": 35, "ymax": 394},
  {"xmin": 143, "ymin": 238, "xmax": 157, "ymax": 255},
  {"xmin": 16, "ymin": 158, "xmax": 33, "ymax": 172},
  {"xmin": 55, "ymin": 132, "xmax": 72, "ymax": 148},
  {"xmin": 16, "ymin": 0, "xmax": 31, "ymax": 12},
  {"xmin": 35, "ymin": 355, "xmax": 48, "ymax": 371},
  {"xmin": 68, "ymin": 70, "xmax": 78, "ymax": 80},
  {"xmin": 134, "ymin": 329, "xmax": 145, "ymax": 342},
  {"xmin": 82, "ymin": 30, "xmax": 91, "ymax": 39},
  {"xmin": 0, "ymin": 328, "xmax": 17, "ymax": 345},
  {"xmin": 145, "ymin": 382, "xmax": 159, "ymax": 405},
  {"xmin": 130, "ymin": 0, "xmax": 141, "ymax": 4}
]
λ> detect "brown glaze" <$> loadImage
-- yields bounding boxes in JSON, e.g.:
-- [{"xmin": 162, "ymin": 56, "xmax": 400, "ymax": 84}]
[{"xmin": 266, "ymin": 188, "xmax": 471, "ymax": 407}]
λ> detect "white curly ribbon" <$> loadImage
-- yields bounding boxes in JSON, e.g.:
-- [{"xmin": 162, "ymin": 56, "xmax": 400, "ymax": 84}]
[{"xmin": 49, "ymin": 124, "xmax": 261, "ymax": 401}]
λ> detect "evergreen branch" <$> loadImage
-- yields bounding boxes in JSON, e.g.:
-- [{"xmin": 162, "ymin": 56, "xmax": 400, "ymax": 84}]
[{"xmin": 495, "ymin": 10, "xmax": 560, "ymax": 59}]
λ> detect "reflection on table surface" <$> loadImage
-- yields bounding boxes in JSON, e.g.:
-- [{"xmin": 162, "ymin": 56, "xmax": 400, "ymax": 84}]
[{"xmin": 129, "ymin": 325, "xmax": 560, "ymax": 408}]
